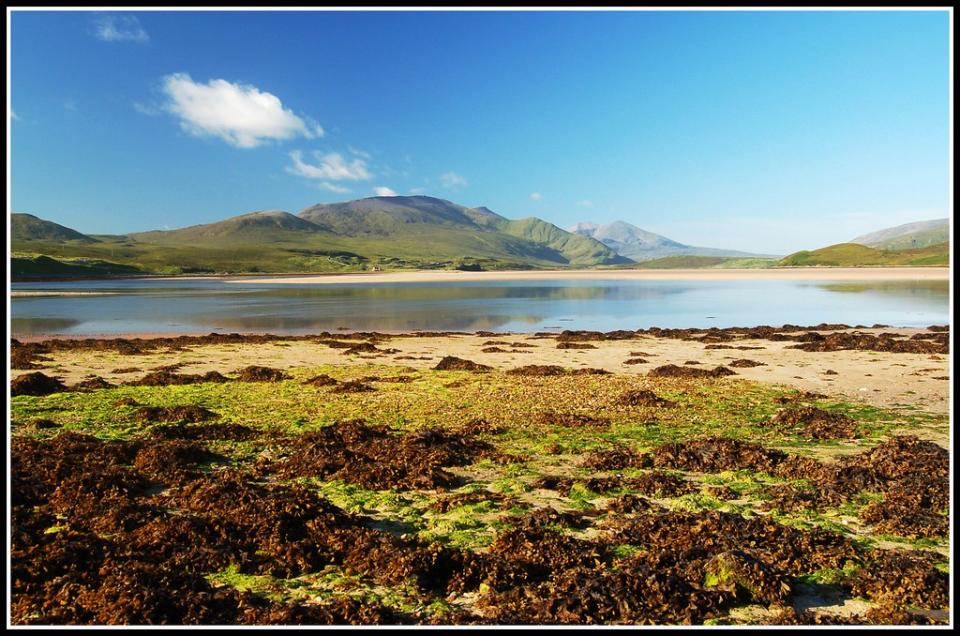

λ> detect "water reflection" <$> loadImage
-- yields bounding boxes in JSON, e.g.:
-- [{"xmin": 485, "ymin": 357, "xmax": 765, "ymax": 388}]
[
  {"xmin": 225, "ymin": 283, "xmax": 690, "ymax": 303},
  {"xmin": 10, "ymin": 317, "xmax": 83, "ymax": 334},
  {"xmin": 812, "ymin": 281, "xmax": 948, "ymax": 302},
  {"xmin": 10, "ymin": 278, "xmax": 951, "ymax": 336},
  {"xmin": 184, "ymin": 313, "xmax": 545, "ymax": 333}
]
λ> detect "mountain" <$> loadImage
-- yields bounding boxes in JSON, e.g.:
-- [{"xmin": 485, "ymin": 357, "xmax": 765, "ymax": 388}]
[
  {"xmin": 850, "ymin": 218, "xmax": 949, "ymax": 251},
  {"xmin": 11, "ymin": 213, "xmax": 98, "ymax": 243},
  {"xmin": 298, "ymin": 196, "xmax": 504, "ymax": 235},
  {"xmin": 11, "ymin": 196, "xmax": 632, "ymax": 277},
  {"xmin": 495, "ymin": 218, "xmax": 631, "ymax": 266},
  {"xmin": 569, "ymin": 221, "xmax": 600, "ymax": 235},
  {"xmin": 295, "ymin": 196, "xmax": 627, "ymax": 266},
  {"xmin": 569, "ymin": 220, "xmax": 774, "ymax": 262},
  {"xmin": 130, "ymin": 211, "xmax": 322, "ymax": 243},
  {"xmin": 777, "ymin": 242, "xmax": 948, "ymax": 267},
  {"xmin": 777, "ymin": 218, "xmax": 950, "ymax": 267}
]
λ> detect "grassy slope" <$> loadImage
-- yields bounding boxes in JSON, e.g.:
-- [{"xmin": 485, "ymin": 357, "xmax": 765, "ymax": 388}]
[
  {"xmin": 496, "ymin": 218, "xmax": 630, "ymax": 266},
  {"xmin": 852, "ymin": 219, "xmax": 949, "ymax": 251},
  {"xmin": 10, "ymin": 254, "xmax": 146, "ymax": 278},
  {"xmin": 866, "ymin": 227, "xmax": 950, "ymax": 251},
  {"xmin": 636, "ymin": 256, "xmax": 777, "ymax": 269},
  {"xmin": 11, "ymin": 213, "xmax": 98, "ymax": 243},
  {"xmin": 11, "ymin": 214, "xmax": 629, "ymax": 278},
  {"xmin": 10, "ymin": 228, "xmax": 571, "ymax": 277},
  {"xmin": 130, "ymin": 211, "xmax": 322, "ymax": 243},
  {"xmin": 777, "ymin": 242, "xmax": 949, "ymax": 267}
]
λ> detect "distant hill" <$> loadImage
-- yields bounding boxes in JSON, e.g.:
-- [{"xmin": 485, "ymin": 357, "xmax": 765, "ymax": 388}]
[
  {"xmin": 11, "ymin": 213, "xmax": 98, "ymax": 243},
  {"xmin": 636, "ymin": 255, "xmax": 776, "ymax": 269},
  {"xmin": 496, "ymin": 217, "xmax": 631, "ymax": 266},
  {"xmin": 777, "ymin": 242, "xmax": 948, "ymax": 267},
  {"xmin": 298, "ymin": 196, "xmax": 503, "ymax": 235},
  {"xmin": 131, "ymin": 211, "xmax": 322, "ymax": 243},
  {"xmin": 11, "ymin": 254, "xmax": 144, "ymax": 278},
  {"xmin": 569, "ymin": 220, "xmax": 775, "ymax": 262},
  {"xmin": 10, "ymin": 196, "xmax": 632, "ymax": 277},
  {"xmin": 850, "ymin": 218, "xmax": 949, "ymax": 251},
  {"xmin": 295, "ymin": 196, "xmax": 627, "ymax": 267}
]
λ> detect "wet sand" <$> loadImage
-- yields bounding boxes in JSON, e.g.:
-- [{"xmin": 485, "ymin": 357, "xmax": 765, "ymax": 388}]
[{"xmin": 10, "ymin": 291, "xmax": 121, "ymax": 298}]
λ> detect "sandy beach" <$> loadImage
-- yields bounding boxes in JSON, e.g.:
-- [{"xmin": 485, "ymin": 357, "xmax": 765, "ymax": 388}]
[{"xmin": 220, "ymin": 267, "xmax": 951, "ymax": 285}]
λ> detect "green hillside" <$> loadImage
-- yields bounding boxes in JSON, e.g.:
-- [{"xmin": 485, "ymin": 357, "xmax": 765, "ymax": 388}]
[
  {"xmin": 11, "ymin": 213, "xmax": 98, "ymax": 243},
  {"xmin": 709, "ymin": 257, "xmax": 778, "ymax": 269},
  {"xmin": 496, "ymin": 217, "xmax": 631, "ymax": 266},
  {"xmin": 11, "ymin": 254, "xmax": 145, "ymax": 278},
  {"xmin": 777, "ymin": 242, "xmax": 949, "ymax": 267},
  {"xmin": 866, "ymin": 227, "xmax": 949, "ymax": 251},
  {"xmin": 636, "ymin": 256, "xmax": 730, "ymax": 269},
  {"xmin": 635, "ymin": 255, "xmax": 776, "ymax": 269},
  {"xmin": 10, "ymin": 196, "xmax": 632, "ymax": 278},
  {"xmin": 851, "ymin": 218, "xmax": 948, "ymax": 250},
  {"xmin": 296, "ymin": 197, "xmax": 625, "ymax": 266},
  {"xmin": 131, "ymin": 211, "xmax": 322, "ymax": 243},
  {"xmin": 298, "ymin": 196, "xmax": 503, "ymax": 235}
]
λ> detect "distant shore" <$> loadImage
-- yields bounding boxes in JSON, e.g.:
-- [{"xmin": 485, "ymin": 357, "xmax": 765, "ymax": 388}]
[
  {"xmin": 219, "ymin": 267, "xmax": 950, "ymax": 285},
  {"xmin": 11, "ymin": 266, "xmax": 950, "ymax": 292},
  {"xmin": 10, "ymin": 266, "xmax": 950, "ymax": 287}
]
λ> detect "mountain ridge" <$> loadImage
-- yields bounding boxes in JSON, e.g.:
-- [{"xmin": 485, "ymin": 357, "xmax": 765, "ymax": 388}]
[
  {"xmin": 12, "ymin": 196, "xmax": 631, "ymax": 274},
  {"xmin": 775, "ymin": 217, "xmax": 950, "ymax": 267},
  {"xmin": 569, "ymin": 219, "xmax": 775, "ymax": 261},
  {"xmin": 777, "ymin": 242, "xmax": 948, "ymax": 267},
  {"xmin": 12, "ymin": 213, "xmax": 100, "ymax": 244},
  {"xmin": 131, "ymin": 211, "xmax": 322, "ymax": 243},
  {"xmin": 850, "ymin": 218, "xmax": 948, "ymax": 251}
]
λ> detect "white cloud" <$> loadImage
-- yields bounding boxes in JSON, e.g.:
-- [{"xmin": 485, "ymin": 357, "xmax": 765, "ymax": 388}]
[
  {"xmin": 529, "ymin": 192, "xmax": 543, "ymax": 201},
  {"xmin": 318, "ymin": 182, "xmax": 351, "ymax": 193},
  {"xmin": 161, "ymin": 73, "xmax": 322, "ymax": 148},
  {"xmin": 408, "ymin": 187, "xmax": 426, "ymax": 194},
  {"xmin": 577, "ymin": 199, "xmax": 594, "ymax": 208},
  {"xmin": 440, "ymin": 171, "xmax": 468, "ymax": 189},
  {"xmin": 287, "ymin": 150, "xmax": 372, "ymax": 181},
  {"xmin": 10, "ymin": 110, "xmax": 20, "ymax": 121},
  {"xmin": 374, "ymin": 186, "xmax": 397, "ymax": 196},
  {"xmin": 95, "ymin": 15, "xmax": 149, "ymax": 43}
]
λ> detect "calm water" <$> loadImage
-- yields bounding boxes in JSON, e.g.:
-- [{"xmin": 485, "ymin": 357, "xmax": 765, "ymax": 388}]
[{"xmin": 9, "ymin": 278, "xmax": 950, "ymax": 336}]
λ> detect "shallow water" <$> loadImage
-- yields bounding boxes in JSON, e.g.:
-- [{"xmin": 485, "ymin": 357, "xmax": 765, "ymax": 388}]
[{"xmin": 9, "ymin": 277, "xmax": 950, "ymax": 336}]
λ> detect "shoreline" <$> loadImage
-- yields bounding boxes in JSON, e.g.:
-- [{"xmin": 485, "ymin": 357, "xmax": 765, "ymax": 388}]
[
  {"xmin": 10, "ymin": 323, "xmax": 951, "ymax": 344},
  {"xmin": 10, "ymin": 291, "xmax": 121, "ymax": 298},
  {"xmin": 10, "ymin": 266, "xmax": 950, "ymax": 287},
  {"xmin": 11, "ymin": 326, "xmax": 950, "ymax": 416},
  {"xmin": 221, "ymin": 267, "xmax": 951, "ymax": 284}
]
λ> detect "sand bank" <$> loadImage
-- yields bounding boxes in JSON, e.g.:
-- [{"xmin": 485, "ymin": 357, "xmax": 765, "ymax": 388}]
[{"xmin": 221, "ymin": 267, "xmax": 950, "ymax": 285}]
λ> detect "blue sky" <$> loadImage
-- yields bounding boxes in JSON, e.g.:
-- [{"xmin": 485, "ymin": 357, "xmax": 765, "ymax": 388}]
[{"xmin": 9, "ymin": 9, "xmax": 951, "ymax": 254}]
